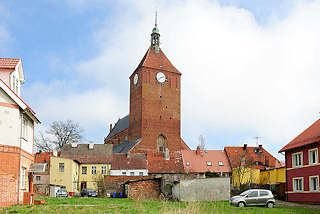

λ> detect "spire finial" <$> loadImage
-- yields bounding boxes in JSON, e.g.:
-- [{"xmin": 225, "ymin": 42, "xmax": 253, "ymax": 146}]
[
  {"xmin": 151, "ymin": 11, "xmax": 160, "ymax": 52},
  {"xmin": 155, "ymin": 11, "xmax": 158, "ymax": 27}
]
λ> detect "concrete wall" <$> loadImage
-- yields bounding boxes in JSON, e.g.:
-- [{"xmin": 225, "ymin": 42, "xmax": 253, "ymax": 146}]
[{"xmin": 172, "ymin": 177, "xmax": 230, "ymax": 202}]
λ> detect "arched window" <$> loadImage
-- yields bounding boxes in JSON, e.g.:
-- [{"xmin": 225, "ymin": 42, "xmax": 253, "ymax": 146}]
[{"xmin": 157, "ymin": 134, "xmax": 166, "ymax": 152}]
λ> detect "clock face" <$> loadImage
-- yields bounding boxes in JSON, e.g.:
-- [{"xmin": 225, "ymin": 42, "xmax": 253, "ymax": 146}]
[
  {"xmin": 156, "ymin": 72, "xmax": 166, "ymax": 83},
  {"xmin": 133, "ymin": 74, "xmax": 138, "ymax": 85}
]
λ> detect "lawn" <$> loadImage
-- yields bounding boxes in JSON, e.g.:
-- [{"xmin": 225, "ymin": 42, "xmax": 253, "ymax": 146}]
[{"xmin": 1, "ymin": 197, "xmax": 319, "ymax": 214}]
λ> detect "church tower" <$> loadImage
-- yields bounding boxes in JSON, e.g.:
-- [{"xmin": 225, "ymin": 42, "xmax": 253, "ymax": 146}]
[{"xmin": 128, "ymin": 14, "xmax": 189, "ymax": 153}]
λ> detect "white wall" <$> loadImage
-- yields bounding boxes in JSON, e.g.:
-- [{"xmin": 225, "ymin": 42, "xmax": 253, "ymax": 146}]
[
  {"xmin": 110, "ymin": 169, "xmax": 148, "ymax": 176},
  {"xmin": 0, "ymin": 88, "xmax": 34, "ymax": 154}
]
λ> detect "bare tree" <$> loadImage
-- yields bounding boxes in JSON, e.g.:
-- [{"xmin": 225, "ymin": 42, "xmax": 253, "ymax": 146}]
[
  {"xmin": 198, "ymin": 134, "xmax": 206, "ymax": 150},
  {"xmin": 232, "ymin": 153, "xmax": 255, "ymax": 188},
  {"xmin": 34, "ymin": 120, "xmax": 83, "ymax": 152}
]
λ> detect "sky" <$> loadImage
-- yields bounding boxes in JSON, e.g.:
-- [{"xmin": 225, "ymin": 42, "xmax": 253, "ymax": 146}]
[{"xmin": 1, "ymin": 0, "xmax": 320, "ymax": 160}]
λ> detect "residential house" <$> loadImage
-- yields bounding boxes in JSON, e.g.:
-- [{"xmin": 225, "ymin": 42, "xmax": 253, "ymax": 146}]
[
  {"xmin": 181, "ymin": 147, "xmax": 231, "ymax": 178},
  {"xmin": 0, "ymin": 58, "xmax": 40, "ymax": 206},
  {"xmin": 224, "ymin": 144, "xmax": 281, "ymax": 188},
  {"xmin": 279, "ymin": 119, "xmax": 320, "ymax": 203}
]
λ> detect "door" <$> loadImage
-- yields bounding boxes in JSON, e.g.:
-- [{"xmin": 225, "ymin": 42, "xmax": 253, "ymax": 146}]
[
  {"xmin": 245, "ymin": 190, "xmax": 259, "ymax": 205},
  {"xmin": 81, "ymin": 182, "xmax": 87, "ymax": 190},
  {"xmin": 258, "ymin": 190, "xmax": 269, "ymax": 205}
]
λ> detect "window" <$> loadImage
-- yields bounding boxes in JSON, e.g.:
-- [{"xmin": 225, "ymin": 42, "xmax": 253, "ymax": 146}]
[
  {"xmin": 101, "ymin": 166, "xmax": 106, "ymax": 174},
  {"xmin": 139, "ymin": 172, "xmax": 143, "ymax": 176},
  {"xmin": 218, "ymin": 161, "xmax": 224, "ymax": 166},
  {"xmin": 247, "ymin": 191, "xmax": 258, "ymax": 198},
  {"xmin": 36, "ymin": 176, "xmax": 41, "ymax": 181},
  {"xmin": 22, "ymin": 118, "xmax": 28, "ymax": 139},
  {"xmin": 259, "ymin": 190, "xmax": 269, "ymax": 196},
  {"xmin": 122, "ymin": 171, "xmax": 126, "ymax": 175},
  {"xmin": 92, "ymin": 166, "xmax": 96, "ymax": 174},
  {"xmin": 16, "ymin": 79, "xmax": 19, "ymax": 94},
  {"xmin": 310, "ymin": 176, "xmax": 319, "ymax": 192},
  {"xmin": 186, "ymin": 161, "xmax": 190, "ymax": 166},
  {"xmin": 157, "ymin": 135, "xmax": 166, "ymax": 152},
  {"xmin": 20, "ymin": 167, "xmax": 26, "ymax": 189},
  {"xmin": 130, "ymin": 172, "xmax": 134, "ymax": 176},
  {"xmin": 309, "ymin": 149, "xmax": 318, "ymax": 165},
  {"xmin": 59, "ymin": 163, "xmax": 64, "ymax": 172},
  {"xmin": 293, "ymin": 178, "xmax": 303, "ymax": 192},
  {"xmin": 206, "ymin": 161, "xmax": 212, "ymax": 166},
  {"xmin": 82, "ymin": 166, "xmax": 87, "ymax": 174},
  {"xmin": 12, "ymin": 75, "xmax": 16, "ymax": 92},
  {"xmin": 292, "ymin": 152, "xmax": 303, "ymax": 167}
]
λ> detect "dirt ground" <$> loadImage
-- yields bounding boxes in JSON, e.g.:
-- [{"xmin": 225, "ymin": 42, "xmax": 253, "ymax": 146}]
[{"xmin": 276, "ymin": 200, "xmax": 320, "ymax": 211}]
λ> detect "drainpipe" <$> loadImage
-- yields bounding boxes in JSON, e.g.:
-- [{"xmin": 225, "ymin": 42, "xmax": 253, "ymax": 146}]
[{"xmin": 17, "ymin": 112, "xmax": 24, "ymax": 204}]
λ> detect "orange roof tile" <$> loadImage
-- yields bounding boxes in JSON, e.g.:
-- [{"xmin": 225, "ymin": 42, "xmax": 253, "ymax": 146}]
[
  {"xmin": 181, "ymin": 149, "xmax": 231, "ymax": 173},
  {"xmin": 224, "ymin": 145, "xmax": 280, "ymax": 169},
  {"xmin": 147, "ymin": 151, "xmax": 184, "ymax": 174},
  {"xmin": 0, "ymin": 58, "xmax": 20, "ymax": 70},
  {"xmin": 133, "ymin": 47, "xmax": 181, "ymax": 75},
  {"xmin": 111, "ymin": 154, "xmax": 147, "ymax": 170},
  {"xmin": 279, "ymin": 119, "xmax": 320, "ymax": 152}
]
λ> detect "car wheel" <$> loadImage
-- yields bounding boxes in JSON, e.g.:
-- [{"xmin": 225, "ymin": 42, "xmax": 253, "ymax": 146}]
[
  {"xmin": 267, "ymin": 202, "xmax": 274, "ymax": 208},
  {"xmin": 238, "ymin": 202, "xmax": 245, "ymax": 207}
]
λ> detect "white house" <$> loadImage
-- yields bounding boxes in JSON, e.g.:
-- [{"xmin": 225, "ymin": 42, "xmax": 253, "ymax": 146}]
[
  {"xmin": 0, "ymin": 58, "xmax": 40, "ymax": 206},
  {"xmin": 110, "ymin": 154, "xmax": 148, "ymax": 176}
]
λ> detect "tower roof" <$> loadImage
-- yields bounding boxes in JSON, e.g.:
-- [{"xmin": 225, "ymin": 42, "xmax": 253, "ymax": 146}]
[{"xmin": 134, "ymin": 47, "xmax": 181, "ymax": 75}]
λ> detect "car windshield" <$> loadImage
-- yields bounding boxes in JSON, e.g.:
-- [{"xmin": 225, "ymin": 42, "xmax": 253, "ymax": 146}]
[
  {"xmin": 87, "ymin": 189, "xmax": 95, "ymax": 192},
  {"xmin": 240, "ymin": 190, "xmax": 251, "ymax": 196}
]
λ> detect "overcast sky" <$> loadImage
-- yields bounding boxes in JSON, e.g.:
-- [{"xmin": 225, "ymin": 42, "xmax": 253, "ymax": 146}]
[{"xmin": 2, "ymin": 0, "xmax": 320, "ymax": 160}]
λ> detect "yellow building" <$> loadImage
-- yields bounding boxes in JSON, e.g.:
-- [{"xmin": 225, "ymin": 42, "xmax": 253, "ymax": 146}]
[
  {"xmin": 50, "ymin": 156, "xmax": 79, "ymax": 192},
  {"xmin": 260, "ymin": 167, "xmax": 285, "ymax": 185},
  {"xmin": 50, "ymin": 156, "xmax": 111, "ymax": 192},
  {"xmin": 78, "ymin": 163, "xmax": 111, "ymax": 191},
  {"xmin": 232, "ymin": 167, "xmax": 260, "ymax": 187}
]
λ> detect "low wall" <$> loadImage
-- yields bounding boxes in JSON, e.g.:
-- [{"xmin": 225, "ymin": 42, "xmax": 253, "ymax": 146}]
[{"xmin": 173, "ymin": 177, "xmax": 230, "ymax": 202}]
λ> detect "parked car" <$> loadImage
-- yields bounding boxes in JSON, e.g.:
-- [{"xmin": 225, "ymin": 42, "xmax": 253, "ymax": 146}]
[
  {"xmin": 229, "ymin": 189, "xmax": 275, "ymax": 208},
  {"xmin": 56, "ymin": 188, "xmax": 68, "ymax": 197},
  {"xmin": 81, "ymin": 188, "xmax": 98, "ymax": 197}
]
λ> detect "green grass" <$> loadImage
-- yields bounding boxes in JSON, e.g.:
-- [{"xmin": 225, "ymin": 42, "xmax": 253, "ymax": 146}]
[{"xmin": 0, "ymin": 197, "xmax": 319, "ymax": 214}]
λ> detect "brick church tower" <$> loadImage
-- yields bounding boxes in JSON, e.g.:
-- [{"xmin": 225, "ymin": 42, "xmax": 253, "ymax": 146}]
[{"xmin": 105, "ymin": 15, "xmax": 189, "ymax": 153}]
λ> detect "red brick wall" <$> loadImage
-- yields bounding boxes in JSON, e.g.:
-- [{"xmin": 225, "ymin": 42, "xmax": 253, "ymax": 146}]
[
  {"xmin": 127, "ymin": 179, "xmax": 160, "ymax": 199},
  {"xmin": 129, "ymin": 66, "xmax": 186, "ymax": 153},
  {"xmin": 0, "ymin": 144, "xmax": 34, "ymax": 206}
]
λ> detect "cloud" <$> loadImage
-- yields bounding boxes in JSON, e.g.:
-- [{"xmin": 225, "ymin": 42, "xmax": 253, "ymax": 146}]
[{"xmin": 23, "ymin": 0, "xmax": 320, "ymax": 156}]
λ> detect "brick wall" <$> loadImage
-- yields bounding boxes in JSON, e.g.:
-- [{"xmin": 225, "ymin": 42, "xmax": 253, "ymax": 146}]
[
  {"xmin": 127, "ymin": 179, "xmax": 160, "ymax": 199},
  {"xmin": 0, "ymin": 144, "xmax": 34, "ymax": 206}
]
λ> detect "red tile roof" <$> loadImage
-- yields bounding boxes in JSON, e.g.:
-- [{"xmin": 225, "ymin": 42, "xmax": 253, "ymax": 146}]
[
  {"xmin": 279, "ymin": 119, "xmax": 320, "ymax": 152},
  {"xmin": 181, "ymin": 149, "xmax": 231, "ymax": 173},
  {"xmin": 111, "ymin": 154, "xmax": 147, "ymax": 170},
  {"xmin": 147, "ymin": 151, "xmax": 184, "ymax": 174},
  {"xmin": 0, "ymin": 58, "xmax": 20, "ymax": 70},
  {"xmin": 224, "ymin": 145, "xmax": 280, "ymax": 169},
  {"xmin": 134, "ymin": 47, "xmax": 181, "ymax": 75}
]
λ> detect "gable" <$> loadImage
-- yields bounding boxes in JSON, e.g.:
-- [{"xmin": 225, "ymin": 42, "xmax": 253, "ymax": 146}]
[{"xmin": 0, "ymin": 88, "xmax": 16, "ymax": 105}]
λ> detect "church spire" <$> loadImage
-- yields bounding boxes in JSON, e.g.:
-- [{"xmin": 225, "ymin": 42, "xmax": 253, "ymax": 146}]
[{"xmin": 151, "ymin": 11, "xmax": 160, "ymax": 53}]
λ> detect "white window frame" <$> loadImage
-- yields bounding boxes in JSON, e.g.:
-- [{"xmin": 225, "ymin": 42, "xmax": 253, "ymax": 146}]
[
  {"xmin": 309, "ymin": 148, "xmax": 318, "ymax": 165},
  {"xmin": 292, "ymin": 152, "xmax": 303, "ymax": 168},
  {"xmin": 22, "ymin": 118, "xmax": 28, "ymax": 140},
  {"xmin": 122, "ymin": 171, "xmax": 126, "ymax": 175},
  {"xmin": 21, "ymin": 167, "xmax": 26, "ymax": 189},
  {"xmin": 186, "ymin": 161, "xmax": 190, "ymax": 166},
  {"xmin": 101, "ymin": 166, "xmax": 106, "ymax": 174},
  {"xmin": 309, "ymin": 176, "xmax": 319, "ymax": 192},
  {"xmin": 206, "ymin": 161, "xmax": 212, "ymax": 166},
  {"xmin": 130, "ymin": 172, "xmax": 134, "ymax": 176},
  {"xmin": 139, "ymin": 172, "xmax": 143, "ymax": 176},
  {"xmin": 218, "ymin": 161, "xmax": 224, "ymax": 166},
  {"xmin": 82, "ymin": 166, "xmax": 87, "ymax": 174},
  {"xmin": 92, "ymin": 166, "xmax": 96, "ymax": 174},
  {"xmin": 35, "ymin": 176, "xmax": 41, "ymax": 181},
  {"xmin": 293, "ymin": 177, "xmax": 304, "ymax": 192}
]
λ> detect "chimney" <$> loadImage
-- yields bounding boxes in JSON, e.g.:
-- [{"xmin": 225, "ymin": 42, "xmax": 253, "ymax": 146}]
[
  {"xmin": 89, "ymin": 142, "xmax": 94, "ymax": 150},
  {"xmin": 109, "ymin": 123, "xmax": 113, "ymax": 132},
  {"xmin": 258, "ymin": 144, "xmax": 263, "ymax": 153},
  {"xmin": 52, "ymin": 150, "xmax": 57, "ymax": 157},
  {"xmin": 196, "ymin": 146, "xmax": 201, "ymax": 155},
  {"xmin": 243, "ymin": 144, "xmax": 247, "ymax": 150},
  {"xmin": 164, "ymin": 148, "xmax": 170, "ymax": 160},
  {"xmin": 71, "ymin": 142, "xmax": 77, "ymax": 148}
]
